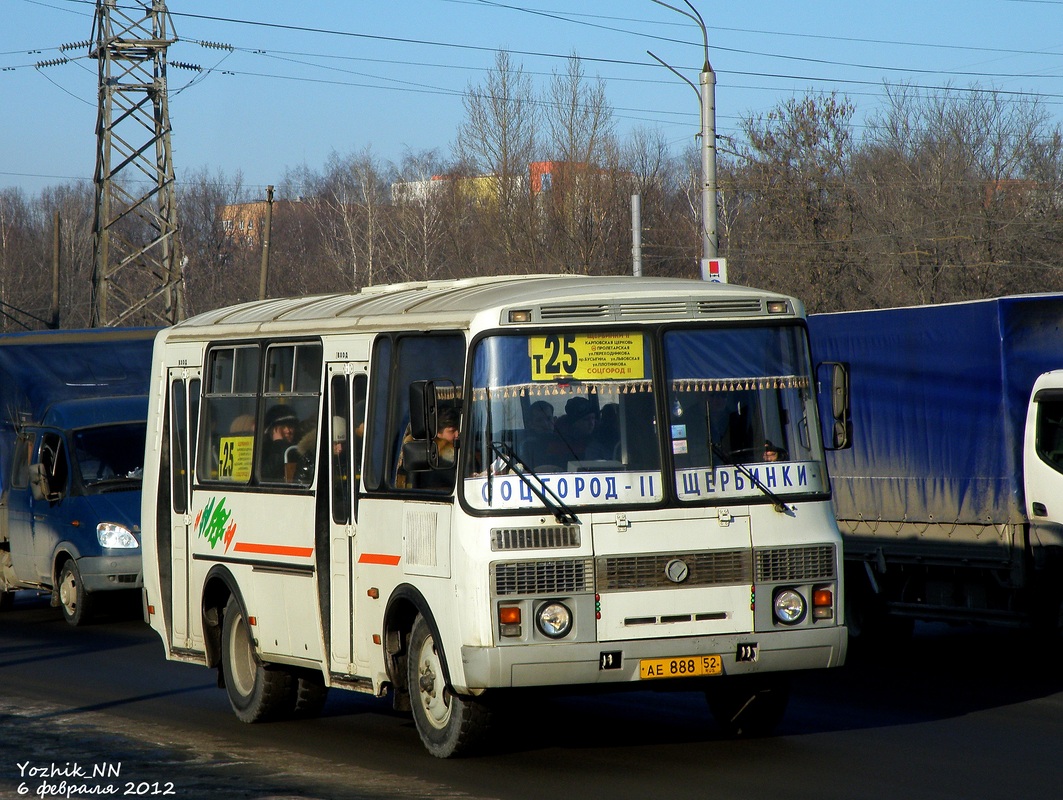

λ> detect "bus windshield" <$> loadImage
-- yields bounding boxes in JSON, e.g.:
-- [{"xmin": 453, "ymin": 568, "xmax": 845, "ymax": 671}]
[
  {"xmin": 463, "ymin": 324, "xmax": 827, "ymax": 512},
  {"xmin": 464, "ymin": 331, "xmax": 663, "ymax": 511},
  {"xmin": 662, "ymin": 325, "xmax": 827, "ymax": 503}
]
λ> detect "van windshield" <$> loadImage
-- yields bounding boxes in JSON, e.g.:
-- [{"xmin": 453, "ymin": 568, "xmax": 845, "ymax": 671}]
[{"xmin": 73, "ymin": 423, "xmax": 146, "ymax": 490}]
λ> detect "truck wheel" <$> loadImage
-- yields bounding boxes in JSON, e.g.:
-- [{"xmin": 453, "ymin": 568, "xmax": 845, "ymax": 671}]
[
  {"xmin": 705, "ymin": 674, "xmax": 790, "ymax": 737},
  {"xmin": 407, "ymin": 613, "xmax": 492, "ymax": 758},
  {"xmin": 291, "ymin": 668, "xmax": 329, "ymax": 718},
  {"xmin": 220, "ymin": 596, "xmax": 294, "ymax": 722},
  {"xmin": 57, "ymin": 560, "xmax": 94, "ymax": 626}
]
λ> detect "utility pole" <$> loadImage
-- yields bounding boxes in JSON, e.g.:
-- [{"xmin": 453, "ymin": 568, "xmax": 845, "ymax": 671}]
[
  {"xmin": 649, "ymin": 0, "xmax": 719, "ymax": 280},
  {"xmin": 89, "ymin": 0, "xmax": 185, "ymax": 327},
  {"xmin": 631, "ymin": 195, "xmax": 643, "ymax": 277},
  {"xmin": 259, "ymin": 185, "xmax": 274, "ymax": 301}
]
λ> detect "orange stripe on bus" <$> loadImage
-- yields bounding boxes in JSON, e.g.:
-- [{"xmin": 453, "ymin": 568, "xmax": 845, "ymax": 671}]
[
  {"xmin": 232, "ymin": 542, "xmax": 314, "ymax": 558},
  {"xmin": 358, "ymin": 553, "xmax": 401, "ymax": 566}
]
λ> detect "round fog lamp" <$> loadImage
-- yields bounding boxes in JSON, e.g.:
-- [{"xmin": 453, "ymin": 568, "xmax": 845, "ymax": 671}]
[
  {"xmin": 773, "ymin": 588, "xmax": 806, "ymax": 625},
  {"xmin": 536, "ymin": 601, "xmax": 573, "ymax": 639}
]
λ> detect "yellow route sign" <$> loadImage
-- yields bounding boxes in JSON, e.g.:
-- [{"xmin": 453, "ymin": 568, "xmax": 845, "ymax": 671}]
[
  {"xmin": 529, "ymin": 333, "xmax": 644, "ymax": 381},
  {"xmin": 219, "ymin": 435, "xmax": 254, "ymax": 482}
]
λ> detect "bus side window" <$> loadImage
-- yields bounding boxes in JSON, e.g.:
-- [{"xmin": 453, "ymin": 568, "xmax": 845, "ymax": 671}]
[
  {"xmin": 199, "ymin": 345, "xmax": 259, "ymax": 484},
  {"xmin": 257, "ymin": 342, "xmax": 322, "ymax": 486},
  {"xmin": 328, "ymin": 372, "xmax": 367, "ymax": 524},
  {"xmin": 390, "ymin": 335, "xmax": 465, "ymax": 493}
]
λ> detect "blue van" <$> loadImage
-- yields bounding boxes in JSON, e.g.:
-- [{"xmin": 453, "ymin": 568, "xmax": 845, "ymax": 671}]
[{"xmin": 0, "ymin": 328, "xmax": 156, "ymax": 624}]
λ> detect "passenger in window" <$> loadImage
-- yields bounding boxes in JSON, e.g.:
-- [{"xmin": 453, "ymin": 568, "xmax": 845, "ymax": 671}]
[
  {"xmin": 434, "ymin": 408, "xmax": 460, "ymax": 466},
  {"xmin": 527, "ymin": 400, "xmax": 555, "ymax": 434},
  {"xmin": 351, "ymin": 400, "xmax": 365, "ymax": 481},
  {"xmin": 329, "ymin": 415, "xmax": 349, "ymax": 508},
  {"xmin": 763, "ymin": 440, "xmax": 787, "ymax": 462},
  {"xmin": 398, "ymin": 407, "xmax": 460, "ymax": 489},
  {"xmin": 586, "ymin": 402, "xmax": 620, "ymax": 461},
  {"xmin": 554, "ymin": 396, "xmax": 597, "ymax": 462},
  {"xmin": 261, "ymin": 404, "xmax": 299, "ymax": 481}
]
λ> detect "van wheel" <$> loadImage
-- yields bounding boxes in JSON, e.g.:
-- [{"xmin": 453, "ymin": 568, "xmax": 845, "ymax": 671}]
[
  {"xmin": 220, "ymin": 596, "xmax": 294, "ymax": 722},
  {"xmin": 407, "ymin": 614, "xmax": 492, "ymax": 758},
  {"xmin": 706, "ymin": 674, "xmax": 790, "ymax": 737},
  {"xmin": 58, "ymin": 560, "xmax": 94, "ymax": 626}
]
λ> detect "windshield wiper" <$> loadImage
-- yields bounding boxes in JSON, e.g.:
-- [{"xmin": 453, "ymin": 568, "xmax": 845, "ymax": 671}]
[
  {"xmin": 489, "ymin": 441, "xmax": 578, "ymax": 526},
  {"xmin": 709, "ymin": 441, "xmax": 790, "ymax": 514}
]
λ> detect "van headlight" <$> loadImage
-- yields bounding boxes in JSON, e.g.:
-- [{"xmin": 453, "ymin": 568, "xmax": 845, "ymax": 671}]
[
  {"xmin": 98, "ymin": 523, "xmax": 139, "ymax": 549},
  {"xmin": 772, "ymin": 588, "xmax": 806, "ymax": 625},
  {"xmin": 535, "ymin": 601, "xmax": 573, "ymax": 639}
]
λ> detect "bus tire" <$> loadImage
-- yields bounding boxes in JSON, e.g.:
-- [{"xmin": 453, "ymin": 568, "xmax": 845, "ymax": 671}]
[
  {"xmin": 705, "ymin": 674, "xmax": 790, "ymax": 738},
  {"xmin": 291, "ymin": 668, "xmax": 329, "ymax": 718},
  {"xmin": 221, "ymin": 596, "xmax": 294, "ymax": 722},
  {"xmin": 407, "ymin": 613, "xmax": 491, "ymax": 758},
  {"xmin": 57, "ymin": 560, "xmax": 94, "ymax": 626}
]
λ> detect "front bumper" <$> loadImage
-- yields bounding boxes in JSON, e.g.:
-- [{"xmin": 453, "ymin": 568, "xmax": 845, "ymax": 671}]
[
  {"xmin": 76, "ymin": 554, "xmax": 143, "ymax": 592},
  {"xmin": 460, "ymin": 624, "xmax": 847, "ymax": 691}
]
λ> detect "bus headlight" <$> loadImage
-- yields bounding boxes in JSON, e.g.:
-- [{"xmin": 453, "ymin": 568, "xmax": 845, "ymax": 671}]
[
  {"xmin": 773, "ymin": 588, "xmax": 806, "ymax": 625},
  {"xmin": 536, "ymin": 601, "xmax": 573, "ymax": 639},
  {"xmin": 97, "ymin": 523, "xmax": 138, "ymax": 549}
]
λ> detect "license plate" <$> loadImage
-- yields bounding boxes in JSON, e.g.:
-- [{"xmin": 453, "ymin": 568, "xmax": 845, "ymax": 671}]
[{"xmin": 639, "ymin": 654, "xmax": 722, "ymax": 680}]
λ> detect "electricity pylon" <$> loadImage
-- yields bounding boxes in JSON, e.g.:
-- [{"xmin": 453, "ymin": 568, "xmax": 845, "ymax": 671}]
[{"xmin": 89, "ymin": 0, "xmax": 185, "ymax": 327}]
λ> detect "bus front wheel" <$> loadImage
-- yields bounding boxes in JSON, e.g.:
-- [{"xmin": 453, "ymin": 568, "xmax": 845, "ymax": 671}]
[
  {"xmin": 221, "ymin": 596, "xmax": 294, "ymax": 722},
  {"xmin": 407, "ymin": 614, "xmax": 492, "ymax": 758}
]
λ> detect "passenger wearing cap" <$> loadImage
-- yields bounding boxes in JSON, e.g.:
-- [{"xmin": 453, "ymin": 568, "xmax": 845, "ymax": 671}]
[
  {"xmin": 554, "ymin": 396, "xmax": 597, "ymax": 461},
  {"xmin": 261, "ymin": 404, "xmax": 299, "ymax": 481},
  {"xmin": 763, "ymin": 440, "xmax": 787, "ymax": 462}
]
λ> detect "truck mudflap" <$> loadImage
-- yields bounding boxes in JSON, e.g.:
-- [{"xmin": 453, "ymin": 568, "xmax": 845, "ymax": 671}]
[{"xmin": 459, "ymin": 625, "xmax": 847, "ymax": 691}]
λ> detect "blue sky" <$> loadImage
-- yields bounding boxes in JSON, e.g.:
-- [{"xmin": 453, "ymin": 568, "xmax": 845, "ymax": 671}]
[{"xmin": 2, "ymin": 0, "xmax": 1062, "ymax": 197}]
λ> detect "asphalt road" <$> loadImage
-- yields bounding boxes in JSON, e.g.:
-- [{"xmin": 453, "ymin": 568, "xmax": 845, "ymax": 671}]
[{"xmin": 1, "ymin": 590, "xmax": 1060, "ymax": 800}]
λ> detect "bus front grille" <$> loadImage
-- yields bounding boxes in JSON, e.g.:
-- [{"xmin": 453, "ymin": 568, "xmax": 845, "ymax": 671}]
[
  {"xmin": 492, "ymin": 558, "xmax": 595, "ymax": 596},
  {"xmin": 755, "ymin": 545, "xmax": 836, "ymax": 582},
  {"xmin": 595, "ymin": 550, "xmax": 752, "ymax": 591}
]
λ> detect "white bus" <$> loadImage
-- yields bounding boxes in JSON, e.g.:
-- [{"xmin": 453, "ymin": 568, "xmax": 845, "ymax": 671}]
[{"xmin": 142, "ymin": 275, "xmax": 848, "ymax": 757}]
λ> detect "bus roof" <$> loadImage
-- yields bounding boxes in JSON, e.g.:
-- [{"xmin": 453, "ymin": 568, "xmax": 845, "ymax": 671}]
[{"xmin": 168, "ymin": 274, "xmax": 801, "ymax": 337}]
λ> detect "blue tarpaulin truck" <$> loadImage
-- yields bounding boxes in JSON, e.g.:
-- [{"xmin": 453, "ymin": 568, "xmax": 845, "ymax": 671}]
[
  {"xmin": 808, "ymin": 295, "xmax": 1063, "ymax": 636},
  {"xmin": 0, "ymin": 328, "xmax": 156, "ymax": 625}
]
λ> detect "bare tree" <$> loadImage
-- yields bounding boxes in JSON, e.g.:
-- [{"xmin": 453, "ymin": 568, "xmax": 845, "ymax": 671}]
[
  {"xmin": 539, "ymin": 55, "xmax": 620, "ymax": 273},
  {"xmin": 389, "ymin": 148, "xmax": 450, "ymax": 281},
  {"xmin": 729, "ymin": 93, "xmax": 865, "ymax": 310},
  {"xmin": 456, "ymin": 49, "xmax": 539, "ymax": 262}
]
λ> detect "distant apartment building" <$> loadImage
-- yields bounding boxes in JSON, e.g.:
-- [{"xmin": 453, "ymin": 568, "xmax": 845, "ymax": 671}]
[
  {"xmin": 391, "ymin": 161, "xmax": 586, "ymax": 206},
  {"xmin": 219, "ymin": 198, "xmax": 303, "ymax": 248}
]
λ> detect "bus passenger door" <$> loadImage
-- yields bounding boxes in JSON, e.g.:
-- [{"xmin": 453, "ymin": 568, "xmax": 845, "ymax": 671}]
[
  {"xmin": 325, "ymin": 364, "xmax": 367, "ymax": 675},
  {"xmin": 167, "ymin": 370, "xmax": 200, "ymax": 649}
]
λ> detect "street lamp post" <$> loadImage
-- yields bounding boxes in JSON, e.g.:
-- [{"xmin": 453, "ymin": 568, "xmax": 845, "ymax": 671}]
[{"xmin": 649, "ymin": 0, "xmax": 718, "ymax": 280}]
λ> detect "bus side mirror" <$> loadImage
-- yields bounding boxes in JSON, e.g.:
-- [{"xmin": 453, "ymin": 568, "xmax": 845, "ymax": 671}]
[
  {"xmin": 818, "ymin": 361, "xmax": 852, "ymax": 450},
  {"xmin": 408, "ymin": 380, "xmax": 437, "ymax": 441},
  {"xmin": 401, "ymin": 438, "xmax": 434, "ymax": 473}
]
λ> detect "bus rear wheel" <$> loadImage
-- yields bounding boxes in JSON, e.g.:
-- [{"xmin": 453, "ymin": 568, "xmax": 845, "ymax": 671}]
[
  {"xmin": 407, "ymin": 614, "xmax": 492, "ymax": 758},
  {"xmin": 221, "ymin": 596, "xmax": 294, "ymax": 722},
  {"xmin": 291, "ymin": 668, "xmax": 329, "ymax": 718}
]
